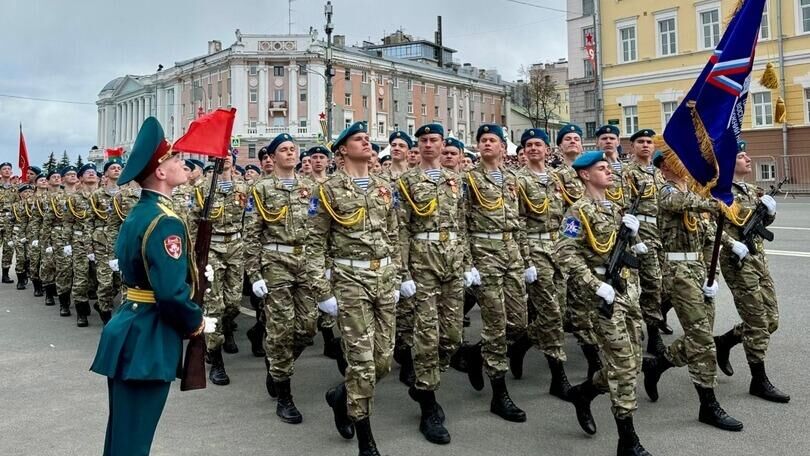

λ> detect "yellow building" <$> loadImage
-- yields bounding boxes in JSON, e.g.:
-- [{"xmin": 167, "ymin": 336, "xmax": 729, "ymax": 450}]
[{"xmin": 598, "ymin": 0, "xmax": 810, "ymax": 189}]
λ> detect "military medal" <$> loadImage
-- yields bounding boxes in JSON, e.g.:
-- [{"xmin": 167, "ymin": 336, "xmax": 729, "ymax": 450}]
[
  {"xmin": 300, "ymin": 188, "xmax": 310, "ymax": 199},
  {"xmin": 448, "ymin": 178, "xmax": 458, "ymax": 195},
  {"xmin": 507, "ymin": 183, "xmax": 516, "ymax": 199},
  {"xmin": 378, "ymin": 186, "xmax": 391, "ymax": 204}
]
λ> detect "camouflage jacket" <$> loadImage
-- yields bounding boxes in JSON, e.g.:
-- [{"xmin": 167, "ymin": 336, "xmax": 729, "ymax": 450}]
[
  {"xmin": 551, "ymin": 163, "xmax": 584, "ymax": 209},
  {"xmin": 90, "ymin": 186, "xmax": 121, "ymax": 245},
  {"xmin": 67, "ymin": 188, "xmax": 95, "ymax": 247},
  {"xmin": 623, "ymin": 161, "xmax": 665, "ymax": 246},
  {"xmin": 464, "ymin": 163, "xmax": 521, "ymax": 235},
  {"xmin": 605, "ymin": 161, "xmax": 631, "ymax": 209},
  {"xmin": 108, "ymin": 186, "xmax": 141, "ymax": 236},
  {"xmin": 171, "ymin": 183, "xmax": 195, "ymax": 222},
  {"xmin": 722, "ymin": 182, "xmax": 776, "ymax": 248},
  {"xmin": 11, "ymin": 196, "xmax": 30, "ymax": 238},
  {"xmin": 0, "ymin": 184, "xmax": 16, "ymax": 212},
  {"xmin": 516, "ymin": 167, "xmax": 564, "ymax": 261},
  {"xmin": 191, "ymin": 178, "xmax": 249, "ymax": 236},
  {"xmin": 657, "ymin": 181, "xmax": 719, "ymax": 254}
]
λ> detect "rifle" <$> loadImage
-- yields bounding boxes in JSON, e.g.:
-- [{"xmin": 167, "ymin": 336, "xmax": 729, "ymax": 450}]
[
  {"xmin": 180, "ymin": 157, "xmax": 225, "ymax": 391},
  {"xmin": 738, "ymin": 177, "xmax": 787, "ymax": 259},
  {"xmin": 598, "ymin": 182, "xmax": 646, "ymax": 319}
]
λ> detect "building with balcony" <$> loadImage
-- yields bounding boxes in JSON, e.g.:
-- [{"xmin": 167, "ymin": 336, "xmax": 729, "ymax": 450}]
[{"xmin": 566, "ymin": 0, "xmax": 600, "ymax": 142}]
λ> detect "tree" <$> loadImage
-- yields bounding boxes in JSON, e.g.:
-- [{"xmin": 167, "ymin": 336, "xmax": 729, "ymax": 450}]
[
  {"xmin": 58, "ymin": 150, "xmax": 71, "ymax": 170},
  {"xmin": 514, "ymin": 64, "xmax": 562, "ymax": 131},
  {"xmin": 75, "ymin": 154, "xmax": 84, "ymax": 168},
  {"xmin": 43, "ymin": 152, "xmax": 57, "ymax": 174}
]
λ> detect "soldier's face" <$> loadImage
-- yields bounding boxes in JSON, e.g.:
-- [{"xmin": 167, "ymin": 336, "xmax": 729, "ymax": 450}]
[
  {"xmin": 560, "ymin": 133, "xmax": 583, "ymax": 158},
  {"xmin": 390, "ymin": 139, "xmax": 409, "ymax": 161},
  {"xmin": 105, "ymin": 164, "xmax": 122, "ymax": 181},
  {"xmin": 301, "ymin": 156, "xmax": 312, "ymax": 173},
  {"xmin": 27, "ymin": 170, "xmax": 37, "ymax": 183},
  {"xmin": 274, "ymin": 141, "xmax": 298, "ymax": 171},
  {"xmin": 21, "ymin": 190, "xmax": 33, "ymax": 200},
  {"xmin": 370, "ymin": 157, "xmax": 382, "ymax": 174},
  {"xmin": 441, "ymin": 146, "xmax": 461, "ymax": 170},
  {"xmin": 182, "ymin": 166, "xmax": 192, "ymax": 180},
  {"xmin": 524, "ymin": 138, "xmax": 548, "ymax": 164},
  {"xmin": 310, "ymin": 153, "xmax": 328, "ymax": 172},
  {"xmin": 342, "ymin": 133, "xmax": 372, "ymax": 161},
  {"xmin": 735, "ymin": 152, "xmax": 752, "ymax": 175},
  {"xmin": 418, "ymin": 133, "xmax": 443, "ymax": 161},
  {"xmin": 64, "ymin": 172, "xmax": 78, "ymax": 185},
  {"xmin": 261, "ymin": 153, "xmax": 274, "ymax": 173},
  {"xmin": 463, "ymin": 157, "xmax": 473, "ymax": 170},
  {"xmin": 598, "ymin": 134, "xmax": 619, "ymax": 155},
  {"xmin": 579, "ymin": 162, "xmax": 613, "ymax": 189},
  {"xmin": 0, "ymin": 166, "xmax": 11, "ymax": 178},
  {"xmin": 407, "ymin": 148, "xmax": 420, "ymax": 166},
  {"xmin": 477, "ymin": 134, "xmax": 502, "ymax": 162},
  {"xmin": 191, "ymin": 167, "xmax": 202, "ymax": 180},
  {"xmin": 48, "ymin": 175, "xmax": 62, "ymax": 187},
  {"xmin": 245, "ymin": 169, "xmax": 260, "ymax": 181},
  {"xmin": 36, "ymin": 177, "xmax": 48, "ymax": 189},
  {"xmin": 160, "ymin": 155, "xmax": 188, "ymax": 187},
  {"xmin": 632, "ymin": 137, "xmax": 654, "ymax": 159},
  {"xmin": 81, "ymin": 170, "xmax": 98, "ymax": 185}
]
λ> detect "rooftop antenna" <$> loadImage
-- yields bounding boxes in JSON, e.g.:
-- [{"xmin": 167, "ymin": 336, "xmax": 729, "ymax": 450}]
[{"xmin": 288, "ymin": 0, "xmax": 295, "ymax": 34}]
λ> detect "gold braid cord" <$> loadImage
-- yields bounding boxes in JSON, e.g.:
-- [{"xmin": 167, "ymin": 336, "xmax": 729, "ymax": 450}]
[
  {"xmin": 605, "ymin": 186, "xmax": 624, "ymax": 202},
  {"xmin": 68, "ymin": 197, "xmax": 87, "ymax": 219},
  {"xmin": 398, "ymin": 178, "xmax": 437, "ymax": 216},
  {"xmin": 578, "ymin": 208, "xmax": 617, "ymax": 254},
  {"xmin": 551, "ymin": 173, "xmax": 580, "ymax": 206},
  {"xmin": 683, "ymin": 212, "xmax": 699, "ymax": 232},
  {"xmin": 50, "ymin": 197, "xmax": 63, "ymax": 220},
  {"xmin": 12, "ymin": 204, "xmax": 20, "ymax": 222},
  {"xmin": 195, "ymin": 187, "xmax": 223, "ymax": 219},
  {"xmin": 518, "ymin": 183, "xmax": 549, "ymax": 214},
  {"xmin": 252, "ymin": 187, "xmax": 288, "ymax": 223},
  {"xmin": 112, "ymin": 194, "xmax": 127, "ymax": 221},
  {"xmin": 466, "ymin": 173, "xmax": 503, "ymax": 211},
  {"xmin": 90, "ymin": 196, "xmax": 108, "ymax": 220},
  {"xmin": 318, "ymin": 186, "xmax": 365, "ymax": 227}
]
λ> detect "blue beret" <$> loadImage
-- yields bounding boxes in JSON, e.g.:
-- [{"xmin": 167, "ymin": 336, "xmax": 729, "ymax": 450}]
[
  {"xmin": 465, "ymin": 152, "xmax": 478, "ymax": 162},
  {"xmin": 572, "ymin": 151, "xmax": 607, "ymax": 170},
  {"xmin": 520, "ymin": 128, "xmax": 550, "ymax": 147},
  {"xmin": 28, "ymin": 166, "xmax": 42, "ymax": 175},
  {"xmin": 389, "ymin": 131, "xmax": 414, "ymax": 148},
  {"xmin": 78, "ymin": 163, "xmax": 97, "ymax": 177},
  {"xmin": 331, "ymin": 121, "xmax": 367, "ymax": 153},
  {"xmin": 307, "ymin": 145, "xmax": 331, "ymax": 158},
  {"xmin": 203, "ymin": 165, "xmax": 214, "ymax": 173},
  {"xmin": 60, "ymin": 165, "xmax": 78, "ymax": 176},
  {"xmin": 0, "ymin": 162, "xmax": 12, "ymax": 169},
  {"xmin": 18, "ymin": 184, "xmax": 33, "ymax": 193},
  {"xmin": 415, "ymin": 123, "xmax": 444, "ymax": 138},
  {"xmin": 183, "ymin": 159, "xmax": 196, "ymax": 171},
  {"xmin": 652, "ymin": 151, "xmax": 665, "ymax": 168},
  {"xmin": 234, "ymin": 165, "xmax": 245, "ymax": 176},
  {"xmin": 245, "ymin": 164, "xmax": 261, "ymax": 174},
  {"xmin": 190, "ymin": 159, "xmax": 205, "ymax": 170},
  {"xmin": 737, "ymin": 140, "xmax": 747, "ymax": 152},
  {"xmin": 595, "ymin": 125, "xmax": 621, "ymax": 138},
  {"xmin": 266, "ymin": 133, "xmax": 295, "ymax": 156},
  {"xmin": 380, "ymin": 155, "xmax": 392, "ymax": 164},
  {"xmin": 476, "ymin": 124, "xmax": 506, "ymax": 142},
  {"xmin": 630, "ymin": 129, "xmax": 656, "ymax": 142},
  {"xmin": 444, "ymin": 138, "xmax": 465, "ymax": 151},
  {"xmin": 118, "ymin": 117, "xmax": 172, "ymax": 186},
  {"xmin": 556, "ymin": 124, "xmax": 583, "ymax": 145},
  {"xmin": 371, "ymin": 143, "xmax": 380, "ymax": 154},
  {"xmin": 46, "ymin": 170, "xmax": 60, "ymax": 179},
  {"xmin": 103, "ymin": 158, "xmax": 124, "ymax": 173}
]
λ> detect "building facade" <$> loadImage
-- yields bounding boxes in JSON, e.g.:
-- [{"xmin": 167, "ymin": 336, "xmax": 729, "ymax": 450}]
[
  {"xmin": 96, "ymin": 31, "xmax": 509, "ymax": 167},
  {"xmin": 567, "ymin": 0, "xmax": 600, "ymax": 142}
]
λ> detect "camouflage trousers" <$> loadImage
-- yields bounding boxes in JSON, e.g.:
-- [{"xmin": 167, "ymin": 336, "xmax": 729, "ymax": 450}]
[
  {"xmin": 29, "ymin": 240, "xmax": 41, "ymax": 281},
  {"xmin": 471, "ymin": 237, "xmax": 527, "ymax": 378},
  {"xmin": 39, "ymin": 242, "xmax": 57, "ymax": 285},
  {"xmin": 203, "ymin": 239, "xmax": 245, "ymax": 350},
  {"xmin": 590, "ymin": 291, "xmax": 643, "ymax": 419},
  {"xmin": 409, "ymin": 240, "xmax": 464, "ymax": 391},
  {"xmin": 260, "ymin": 250, "xmax": 318, "ymax": 381},
  {"xmin": 637, "ymin": 245, "xmax": 663, "ymax": 325},
  {"xmin": 395, "ymin": 296, "xmax": 416, "ymax": 348},
  {"xmin": 663, "ymin": 260, "xmax": 717, "ymax": 388},
  {"xmin": 333, "ymin": 261, "xmax": 397, "ymax": 420},
  {"xmin": 719, "ymin": 251, "xmax": 779, "ymax": 364},
  {"xmin": 0, "ymin": 215, "xmax": 13, "ymax": 268},
  {"xmin": 71, "ymin": 236, "xmax": 92, "ymax": 303},
  {"xmin": 566, "ymin": 275, "xmax": 598, "ymax": 346},
  {"xmin": 12, "ymin": 227, "xmax": 28, "ymax": 275},
  {"xmin": 54, "ymin": 235, "xmax": 74, "ymax": 296},
  {"xmin": 94, "ymin": 234, "xmax": 121, "ymax": 313},
  {"xmin": 526, "ymin": 240, "xmax": 565, "ymax": 361}
]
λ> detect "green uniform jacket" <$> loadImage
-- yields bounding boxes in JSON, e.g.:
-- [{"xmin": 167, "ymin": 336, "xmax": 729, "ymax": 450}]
[{"xmin": 91, "ymin": 189, "xmax": 202, "ymax": 382}]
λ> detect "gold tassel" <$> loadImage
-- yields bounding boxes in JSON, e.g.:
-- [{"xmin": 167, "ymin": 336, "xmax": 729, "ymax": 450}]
[
  {"xmin": 760, "ymin": 62, "xmax": 779, "ymax": 90},
  {"xmin": 725, "ymin": 0, "xmax": 745, "ymax": 26},
  {"xmin": 775, "ymin": 96, "xmax": 786, "ymax": 123}
]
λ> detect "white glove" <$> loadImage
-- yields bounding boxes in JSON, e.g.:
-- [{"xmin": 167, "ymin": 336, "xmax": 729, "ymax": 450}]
[
  {"xmin": 318, "ymin": 296, "xmax": 338, "ymax": 316},
  {"xmin": 631, "ymin": 242, "xmax": 648, "ymax": 255},
  {"xmin": 204, "ymin": 264, "xmax": 214, "ymax": 283},
  {"xmin": 6, "ymin": 241, "xmax": 13, "ymax": 247},
  {"xmin": 45, "ymin": 246, "xmax": 53, "ymax": 254},
  {"xmin": 202, "ymin": 316, "xmax": 218, "ymax": 334},
  {"xmin": 87, "ymin": 253, "xmax": 96, "ymax": 262},
  {"xmin": 324, "ymin": 268, "xmax": 332, "ymax": 280},
  {"xmin": 622, "ymin": 214, "xmax": 640, "ymax": 236},
  {"xmin": 63, "ymin": 245, "xmax": 72, "ymax": 256},
  {"xmin": 524, "ymin": 266, "xmax": 538, "ymax": 284},
  {"xmin": 760, "ymin": 194, "xmax": 776, "ymax": 216},
  {"xmin": 463, "ymin": 270, "xmax": 475, "ymax": 287},
  {"xmin": 702, "ymin": 279, "xmax": 719, "ymax": 298},
  {"xmin": 393, "ymin": 290, "xmax": 400, "ymax": 303},
  {"xmin": 731, "ymin": 240, "xmax": 749, "ymax": 260},
  {"xmin": 108, "ymin": 259, "xmax": 119, "ymax": 272},
  {"xmin": 19, "ymin": 238, "xmax": 26, "ymax": 244},
  {"xmin": 471, "ymin": 267, "xmax": 482, "ymax": 286},
  {"xmin": 31, "ymin": 240, "xmax": 39, "ymax": 248},
  {"xmin": 596, "ymin": 282, "xmax": 615, "ymax": 305},
  {"xmin": 252, "ymin": 279, "xmax": 268, "ymax": 298},
  {"xmin": 400, "ymin": 280, "xmax": 416, "ymax": 298}
]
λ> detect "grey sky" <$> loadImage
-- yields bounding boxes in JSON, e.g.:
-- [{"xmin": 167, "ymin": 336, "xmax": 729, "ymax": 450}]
[{"xmin": 1, "ymin": 0, "xmax": 567, "ymax": 168}]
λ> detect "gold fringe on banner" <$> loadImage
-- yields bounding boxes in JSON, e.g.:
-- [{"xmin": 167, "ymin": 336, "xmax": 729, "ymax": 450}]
[
  {"xmin": 725, "ymin": 0, "xmax": 745, "ymax": 26},
  {"xmin": 760, "ymin": 62, "xmax": 780, "ymax": 90},
  {"xmin": 775, "ymin": 97, "xmax": 786, "ymax": 123}
]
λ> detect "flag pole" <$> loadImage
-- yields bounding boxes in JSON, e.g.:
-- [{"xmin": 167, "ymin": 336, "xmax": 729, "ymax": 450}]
[{"xmin": 705, "ymin": 213, "xmax": 725, "ymax": 287}]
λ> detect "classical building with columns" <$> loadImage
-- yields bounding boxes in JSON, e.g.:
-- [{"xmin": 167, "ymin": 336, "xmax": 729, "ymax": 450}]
[{"xmin": 96, "ymin": 31, "xmax": 509, "ymax": 166}]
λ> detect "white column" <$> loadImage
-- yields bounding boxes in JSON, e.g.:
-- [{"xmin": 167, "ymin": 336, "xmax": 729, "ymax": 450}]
[
  {"xmin": 258, "ymin": 65, "xmax": 268, "ymax": 129},
  {"xmin": 114, "ymin": 104, "xmax": 120, "ymax": 144},
  {"xmin": 307, "ymin": 62, "xmax": 326, "ymax": 137},
  {"xmin": 288, "ymin": 63, "xmax": 298, "ymax": 134},
  {"xmin": 464, "ymin": 89, "xmax": 471, "ymax": 144},
  {"xmin": 156, "ymin": 89, "xmax": 165, "ymax": 126},
  {"xmin": 123, "ymin": 102, "xmax": 129, "ymax": 142},
  {"xmin": 369, "ymin": 71, "xmax": 377, "ymax": 139},
  {"xmin": 128, "ymin": 100, "xmax": 135, "ymax": 141},
  {"xmin": 451, "ymin": 88, "xmax": 459, "ymax": 136},
  {"xmin": 172, "ymin": 83, "xmax": 182, "ymax": 139},
  {"xmin": 231, "ymin": 63, "xmax": 248, "ymax": 136},
  {"xmin": 145, "ymin": 96, "xmax": 152, "ymax": 119}
]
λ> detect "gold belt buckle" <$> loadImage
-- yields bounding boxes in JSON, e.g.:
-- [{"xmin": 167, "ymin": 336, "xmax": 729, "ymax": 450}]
[
  {"xmin": 439, "ymin": 230, "xmax": 449, "ymax": 242},
  {"xmin": 503, "ymin": 232, "xmax": 512, "ymax": 241},
  {"xmin": 370, "ymin": 259, "xmax": 381, "ymax": 270},
  {"xmin": 621, "ymin": 267, "xmax": 630, "ymax": 279},
  {"xmin": 293, "ymin": 245, "xmax": 303, "ymax": 254}
]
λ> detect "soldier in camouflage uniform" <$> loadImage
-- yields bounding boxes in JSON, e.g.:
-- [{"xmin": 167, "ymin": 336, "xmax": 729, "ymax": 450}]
[
  {"xmin": 642, "ymin": 150, "xmax": 744, "ymax": 432},
  {"xmin": 12, "ymin": 185, "xmax": 33, "ymax": 290},
  {"xmin": 54, "ymin": 166, "xmax": 79, "ymax": 317},
  {"xmin": 241, "ymin": 163, "xmax": 268, "ymax": 359},
  {"xmin": 511, "ymin": 128, "xmax": 572, "ymax": 400},
  {"xmin": 28, "ymin": 175, "xmax": 49, "ymax": 297},
  {"xmin": 38, "ymin": 171, "xmax": 63, "ymax": 307},
  {"xmin": 67, "ymin": 164, "xmax": 99, "ymax": 327},
  {"xmin": 397, "ymin": 123, "xmax": 470, "ymax": 444},
  {"xmin": 312, "ymin": 122, "xmax": 401, "ymax": 456},
  {"xmin": 714, "ymin": 146, "xmax": 790, "ymax": 403},
  {"xmin": 190, "ymin": 153, "xmax": 247, "ymax": 385},
  {"xmin": 0, "ymin": 162, "xmax": 16, "ymax": 283},
  {"xmin": 462, "ymin": 124, "xmax": 527, "ymax": 423},
  {"xmin": 554, "ymin": 151, "xmax": 651, "ymax": 456},
  {"xmin": 246, "ymin": 133, "xmax": 319, "ymax": 424},
  {"xmin": 171, "ymin": 160, "xmax": 196, "ymax": 224}
]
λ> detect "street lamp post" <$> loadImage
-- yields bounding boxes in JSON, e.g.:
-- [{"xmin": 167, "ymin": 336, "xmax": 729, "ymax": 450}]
[{"xmin": 324, "ymin": 1, "xmax": 334, "ymax": 143}]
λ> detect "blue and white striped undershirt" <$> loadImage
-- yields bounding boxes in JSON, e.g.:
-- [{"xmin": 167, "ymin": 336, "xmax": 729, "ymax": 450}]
[
  {"xmin": 353, "ymin": 177, "xmax": 370, "ymax": 190},
  {"xmin": 218, "ymin": 181, "xmax": 233, "ymax": 192},
  {"xmin": 599, "ymin": 200, "xmax": 612, "ymax": 209},
  {"xmin": 646, "ymin": 164, "xmax": 655, "ymax": 173},
  {"xmin": 280, "ymin": 178, "xmax": 296, "ymax": 189},
  {"xmin": 424, "ymin": 168, "xmax": 442, "ymax": 182},
  {"xmin": 611, "ymin": 162, "xmax": 623, "ymax": 173},
  {"xmin": 532, "ymin": 171, "xmax": 548, "ymax": 185},
  {"xmin": 490, "ymin": 170, "xmax": 503, "ymax": 185}
]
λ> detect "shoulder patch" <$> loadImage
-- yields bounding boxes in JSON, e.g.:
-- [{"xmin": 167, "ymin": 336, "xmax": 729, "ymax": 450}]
[
  {"xmin": 661, "ymin": 184, "xmax": 678, "ymax": 196},
  {"xmin": 561, "ymin": 216, "xmax": 582, "ymax": 238},
  {"xmin": 164, "ymin": 235, "xmax": 183, "ymax": 259},
  {"xmin": 308, "ymin": 196, "xmax": 319, "ymax": 216}
]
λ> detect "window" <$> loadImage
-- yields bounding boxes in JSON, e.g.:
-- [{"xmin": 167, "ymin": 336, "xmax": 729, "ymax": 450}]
[
  {"xmin": 805, "ymin": 88, "xmax": 810, "ymax": 122},
  {"xmin": 378, "ymin": 121, "xmax": 385, "ymax": 136},
  {"xmin": 376, "ymin": 74, "xmax": 383, "ymax": 84},
  {"xmin": 585, "ymin": 90, "xmax": 596, "ymax": 109},
  {"xmin": 623, "ymin": 105, "xmax": 638, "ymax": 135},
  {"xmin": 217, "ymin": 80, "xmax": 222, "ymax": 96},
  {"xmin": 584, "ymin": 60, "xmax": 594, "ymax": 78},
  {"xmin": 760, "ymin": 1, "xmax": 770, "ymax": 40},
  {"xmin": 407, "ymin": 79, "xmax": 413, "ymax": 91},
  {"xmin": 344, "ymin": 118, "xmax": 353, "ymax": 129},
  {"xmin": 582, "ymin": 0, "xmax": 594, "ymax": 16},
  {"xmin": 618, "ymin": 22, "xmax": 637, "ymax": 63},
  {"xmin": 407, "ymin": 120, "xmax": 415, "ymax": 136},
  {"xmin": 662, "ymin": 101, "xmax": 677, "ymax": 127},
  {"xmin": 421, "ymin": 104, "xmax": 427, "ymax": 115},
  {"xmin": 274, "ymin": 89, "xmax": 284, "ymax": 101},
  {"xmin": 491, "ymin": 114, "xmax": 495, "ymax": 122},
  {"xmin": 758, "ymin": 162, "xmax": 776, "ymax": 181},
  {"xmin": 248, "ymin": 144, "xmax": 257, "ymax": 159},
  {"xmin": 299, "ymin": 63, "xmax": 307, "ymax": 74},
  {"xmin": 582, "ymin": 26, "xmax": 594, "ymax": 46},
  {"xmin": 249, "ymin": 65, "xmax": 257, "ymax": 75},
  {"xmin": 378, "ymin": 98, "xmax": 384, "ymax": 110},
  {"xmin": 585, "ymin": 122, "xmax": 597, "ymax": 138},
  {"xmin": 344, "ymin": 69, "xmax": 351, "ymax": 81},
  {"xmin": 802, "ymin": 0, "xmax": 810, "ymax": 33},
  {"xmin": 657, "ymin": 16, "xmax": 677, "ymax": 56},
  {"xmin": 699, "ymin": 8, "xmax": 721, "ymax": 49},
  {"xmin": 249, "ymin": 88, "xmax": 258, "ymax": 103},
  {"xmin": 422, "ymin": 84, "xmax": 427, "ymax": 94},
  {"xmin": 408, "ymin": 102, "xmax": 414, "ymax": 114},
  {"xmin": 480, "ymin": 112, "xmax": 485, "ymax": 122},
  {"xmin": 299, "ymin": 118, "xmax": 308, "ymax": 129},
  {"xmin": 434, "ymin": 106, "xmax": 440, "ymax": 117},
  {"xmin": 344, "ymin": 93, "xmax": 352, "ymax": 105},
  {"xmin": 394, "ymin": 100, "xmax": 399, "ymax": 112},
  {"xmin": 273, "ymin": 66, "xmax": 284, "ymax": 77},
  {"xmin": 752, "ymin": 92, "xmax": 773, "ymax": 126},
  {"xmin": 299, "ymin": 91, "xmax": 307, "ymax": 102},
  {"xmin": 362, "ymin": 71, "xmax": 368, "ymax": 83},
  {"xmin": 362, "ymin": 96, "xmax": 368, "ymax": 108},
  {"xmin": 393, "ymin": 78, "xmax": 399, "ymax": 89}
]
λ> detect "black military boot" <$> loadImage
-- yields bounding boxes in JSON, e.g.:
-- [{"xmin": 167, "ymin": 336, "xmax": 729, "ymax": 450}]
[
  {"xmin": 694, "ymin": 385, "xmax": 743, "ymax": 431},
  {"xmin": 274, "ymin": 378, "xmax": 303, "ymax": 424},
  {"xmin": 355, "ymin": 417, "xmax": 381, "ymax": 456},
  {"xmin": 615, "ymin": 415, "xmax": 653, "ymax": 456},
  {"xmin": 714, "ymin": 329, "xmax": 741, "ymax": 376},
  {"xmin": 325, "ymin": 383, "xmax": 355, "ymax": 439},
  {"xmin": 222, "ymin": 318, "xmax": 238, "ymax": 354},
  {"xmin": 581, "ymin": 344, "xmax": 603, "ymax": 380},
  {"xmin": 75, "ymin": 301, "xmax": 90, "ymax": 327},
  {"xmin": 321, "ymin": 326, "xmax": 339, "ymax": 359},
  {"xmin": 207, "ymin": 348, "xmax": 230, "ymax": 386},
  {"xmin": 245, "ymin": 322, "xmax": 266, "ymax": 357},
  {"xmin": 2, "ymin": 267, "xmax": 13, "ymax": 283},
  {"xmin": 100, "ymin": 310, "xmax": 112, "ymax": 325},
  {"xmin": 58, "ymin": 292, "xmax": 71, "ymax": 317},
  {"xmin": 44, "ymin": 284, "xmax": 56, "ymax": 306},
  {"xmin": 449, "ymin": 343, "xmax": 469, "ymax": 373},
  {"xmin": 507, "ymin": 334, "xmax": 532, "ymax": 380},
  {"xmin": 398, "ymin": 346, "xmax": 416, "ymax": 387},
  {"xmin": 646, "ymin": 323, "xmax": 665, "ymax": 356},
  {"xmin": 748, "ymin": 362, "xmax": 790, "ymax": 403},
  {"xmin": 641, "ymin": 354, "xmax": 673, "ymax": 402},
  {"xmin": 264, "ymin": 358, "xmax": 277, "ymax": 397},
  {"xmin": 333, "ymin": 338, "xmax": 348, "ymax": 376},
  {"xmin": 409, "ymin": 387, "xmax": 450, "ymax": 444},
  {"xmin": 32, "ymin": 279, "xmax": 43, "ymax": 297},
  {"xmin": 16, "ymin": 272, "xmax": 27, "ymax": 290},
  {"xmin": 568, "ymin": 379, "xmax": 600, "ymax": 435},
  {"xmin": 465, "ymin": 341, "xmax": 485, "ymax": 391},
  {"xmin": 489, "ymin": 374, "xmax": 526, "ymax": 422},
  {"xmin": 546, "ymin": 355, "xmax": 572, "ymax": 401}
]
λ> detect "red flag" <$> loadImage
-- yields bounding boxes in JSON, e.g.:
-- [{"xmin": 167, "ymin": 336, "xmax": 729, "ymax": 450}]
[
  {"xmin": 18, "ymin": 124, "xmax": 29, "ymax": 179},
  {"xmin": 105, "ymin": 147, "xmax": 124, "ymax": 158},
  {"xmin": 172, "ymin": 108, "xmax": 236, "ymax": 158},
  {"xmin": 584, "ymin": 32, "xmax": 597, "ymax": 73}
]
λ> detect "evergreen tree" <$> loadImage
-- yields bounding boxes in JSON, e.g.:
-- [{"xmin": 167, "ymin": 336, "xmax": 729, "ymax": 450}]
[
  {"xmin": 58, "ymin": 150, "xmax": 71, "ymax": 170},
  {"xmin": 75, "ymin": 154, "xmax": 84, "ymax": 168},
  {"xmin": 43, "ymin": 152, "xmax": 57, "ymax": 174}
]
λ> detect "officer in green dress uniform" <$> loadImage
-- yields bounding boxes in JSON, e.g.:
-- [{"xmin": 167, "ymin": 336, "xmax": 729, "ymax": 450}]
[{"xmin": 90, "ymin": 117, "xmax": 216, "ymax": 456}]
